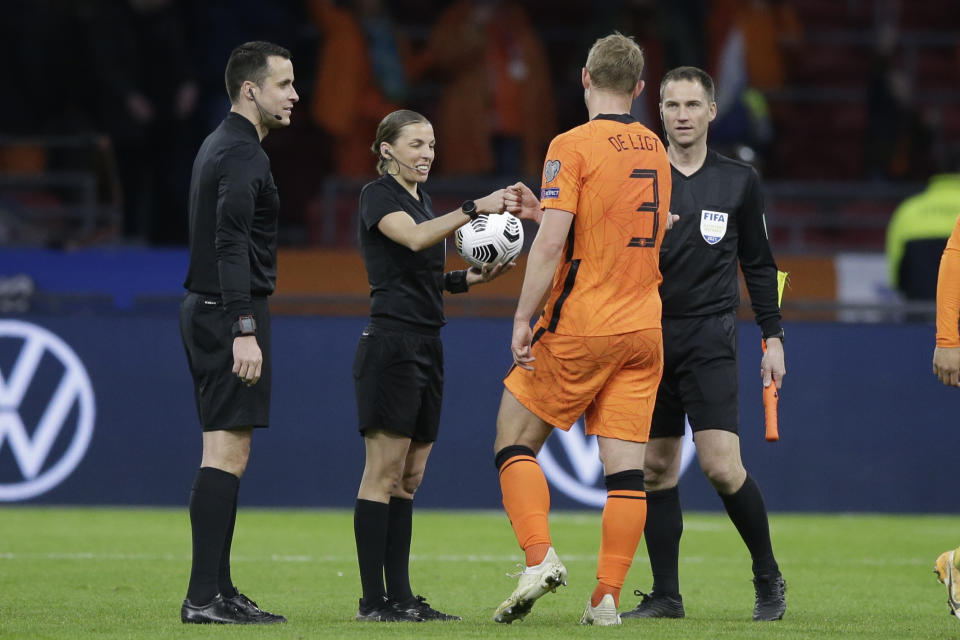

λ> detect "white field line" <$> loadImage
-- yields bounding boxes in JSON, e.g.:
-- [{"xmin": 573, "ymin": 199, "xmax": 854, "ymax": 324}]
[{"xmin": 0, "ymin": 551, "xmax": 931, "ymax": 567}]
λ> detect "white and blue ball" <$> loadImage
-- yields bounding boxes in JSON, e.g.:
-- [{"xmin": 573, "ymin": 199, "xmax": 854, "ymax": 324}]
[{"xmin": 455, "ymin": 212, "xmax": 524, "ymax": 269}]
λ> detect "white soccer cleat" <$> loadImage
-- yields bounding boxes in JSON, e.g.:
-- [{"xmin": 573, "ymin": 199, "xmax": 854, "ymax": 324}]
[
  {"xmin": 935, "ymin": 549, "xmax": 960, "ymax": 619},
  {"xmin": 580, "ymin": 593, "xmax": 622, "ymax": 626},
  {"xmin": 493, "ymin": 547, "xmax": 568, "ymax": 623}
]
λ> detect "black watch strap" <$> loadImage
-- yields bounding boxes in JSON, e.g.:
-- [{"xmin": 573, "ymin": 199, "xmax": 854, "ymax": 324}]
[
  {"xmin": 232, "ymin": 314, "xmax": 257, "ymax": 337},
  {"xmin": 763, "ymin": 328, "xmax": 785, "ymax": 344},
  {"xmin": 462, "ymin": 200, "xmax": 479, "ymax": 220}
]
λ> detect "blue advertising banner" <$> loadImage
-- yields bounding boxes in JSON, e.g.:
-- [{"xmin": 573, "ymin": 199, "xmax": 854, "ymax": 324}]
[{"xmin": 0, "ymin": 314, "xmax": 952, "ymax": 512}]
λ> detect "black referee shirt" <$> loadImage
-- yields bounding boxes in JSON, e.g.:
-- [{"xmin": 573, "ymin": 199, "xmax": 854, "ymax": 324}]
[
  {"xmin": 358, "ymin": 175, "xmax": 447, "ymax": 330},
  {"xmin": 659, "ymin": 150, "xmax": 782, "ymax": 338},
  {"xmin": 183, "ymin": 112, "xmax": 279, "ymax": 318}
]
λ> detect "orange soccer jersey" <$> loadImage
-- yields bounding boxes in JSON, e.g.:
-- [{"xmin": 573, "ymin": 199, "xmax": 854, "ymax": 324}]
[
  {"xmin": 936, "ymin": 213, "xmax": 960, "ymax": 347},
  {"xmin": 537, "ymin": 114, "xmax": 672, "ymax": 336}
]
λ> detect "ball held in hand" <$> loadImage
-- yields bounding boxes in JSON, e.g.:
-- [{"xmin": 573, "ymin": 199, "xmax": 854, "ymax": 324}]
[{"xmin": 455, "ymin": 212, "xmax": 524, "ymax": 269}]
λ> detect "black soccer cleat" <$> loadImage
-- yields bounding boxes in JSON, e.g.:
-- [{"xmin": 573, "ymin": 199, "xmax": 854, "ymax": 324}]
[
  {"xmin": 225, "ymin": 592, "xmax": 287, "ymax": 623},
  {"xmin": 620, "ymin": 590, "xmax": 685, "ymax": 619},
  {"xmin": 355, "ymin": 596, "xmax": 424, "ymax": 622},
  {"xmin": 392, "ymin": 595, "xmax": 462, "ymax": 621},
  {"xmin": 181, "ymin": 594, "xmax": 255, "ymax": 624},
  {"xmin": 752, "ymin": 573, "xmax": 787, "ymax": 621}
]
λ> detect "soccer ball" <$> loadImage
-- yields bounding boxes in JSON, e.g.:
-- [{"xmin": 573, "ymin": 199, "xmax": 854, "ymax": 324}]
[{"xmin": 455, "ymin": 212, "xmax": 524, "ymax": 269}]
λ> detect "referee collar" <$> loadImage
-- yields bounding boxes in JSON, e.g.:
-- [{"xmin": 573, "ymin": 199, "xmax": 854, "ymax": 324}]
[
  {"xmin": 381, "ymin": 173, "xmax": 425, "ymax": 203},
  {"xmin": 592, "ymin": 113, "xmax": 637, "ymax": 124},
  {"xmin": 224, "ymin": 112, "xmax": 261, "ymax": 143}
]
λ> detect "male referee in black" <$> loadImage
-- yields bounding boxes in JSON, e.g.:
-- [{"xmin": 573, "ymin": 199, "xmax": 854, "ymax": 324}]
[
  {"xmin": 621, "ymin": 66, "xmax": 787, "ymax": 622},
  {"xmin": 178, "ymin": 41, "xmax": 297, "ymax": 624}
]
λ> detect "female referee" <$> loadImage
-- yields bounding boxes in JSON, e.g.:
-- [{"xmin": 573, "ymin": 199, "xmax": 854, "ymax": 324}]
[{"xmin": 352, "ymin": 109, "xmax": 528, "ymax": 622}]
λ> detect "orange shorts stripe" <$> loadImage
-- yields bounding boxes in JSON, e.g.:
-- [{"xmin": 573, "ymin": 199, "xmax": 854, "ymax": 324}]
[{"xmin": 504, "ymin": 328, "xmax": 663, "ymax": 442}]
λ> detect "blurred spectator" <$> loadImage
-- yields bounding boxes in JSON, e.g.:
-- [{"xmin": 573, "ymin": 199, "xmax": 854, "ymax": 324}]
[
  {"xmin": 864, "ymin": 23, "xmax": 937, "ymax": 181},
  {"xmin": 886, "ymin": 154, "xmax": 960, "ymax": 301},
  {"xmin": 709, "ymin": 0, "xmax": 802, "ymax": 92},
  {"xmin": 707, "ymin": 0, "xmax": 803, "ymax": 165},
  {"xmin": 82, "ymin": 0, "xmax": 200, "ymax": 245},
  {"xmin": 307, "ymin": 0, "xmax": 414, "ymax": 177},
  {"xmin": 419, "ymin": 0, "xmax": 555, "ymax": 177}
]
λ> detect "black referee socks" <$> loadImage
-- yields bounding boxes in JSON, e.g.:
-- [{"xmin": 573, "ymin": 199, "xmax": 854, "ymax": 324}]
[
  {"xmin": 354, "ymin": 499, "xmax": 390, "ymax": 604},
  {"xmin": 719, "ymin": 474, "xmax": 779, "ymax": 577},
  {"xmin": 643, "ymin": 486, "xmax": 683, "ymax": 596},
  {"xmin": 186, "ymin": 466, "xmax": 240, "ymax": 605},
  {"xmin": 385, "ymin": 497, "xmax": 415, "ymax": 603}
]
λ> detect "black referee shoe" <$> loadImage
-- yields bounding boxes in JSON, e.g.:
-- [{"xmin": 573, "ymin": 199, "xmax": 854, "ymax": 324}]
[
  {"xmin": 355, "ymin": 596, "xmax": 423, "ymax": 622},
  {"xmin": 181, "ymin": 594, "xmax": 255, "ymax": 624},
  {"xmin": 225, "ymin": 592, "xmax": 287, "ymax": 623},
  {"xmin": 391, "ymin": 595, "xmax": 462, "ymax": 621},
  {"xmin": 752, "ymin": 573, "xmax": 787, "ymax": 621},
  {"xmin": 620, "ymin": 590, "xmax": 685, "ymax": 619}
]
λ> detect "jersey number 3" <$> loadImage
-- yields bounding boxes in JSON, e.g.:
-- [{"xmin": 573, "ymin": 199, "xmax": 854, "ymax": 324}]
[{"xmin": 627, "ymin": 168, "xmax": 659, "ymax": 248}]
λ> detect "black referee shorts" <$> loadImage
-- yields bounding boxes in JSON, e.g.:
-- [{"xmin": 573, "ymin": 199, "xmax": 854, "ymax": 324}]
[
  {"xmin": 650, "ymin": 311, "xmax": 739, "ymax": 437},
  {"xmin": 179, "ymin": 292, "xmax": 271, "ymax": 431},
  {"xmin": 353, "ymin": 322, "xmax": 443, "ymax": 443}
]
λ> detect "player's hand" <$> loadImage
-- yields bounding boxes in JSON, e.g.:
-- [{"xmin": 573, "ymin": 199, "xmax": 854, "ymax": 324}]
[
  {"xmin": 467, "ymin": 261, "xmax": 514, "ymax": 285},
  {"xmin": 933, "ymin": 346, "xmax": 960, "ymax": 387},
  {"xmin": 476, "ymin": 189, "xmax": 506, "ymax": 214},
  {"xmin": 761, "ymin": 337, "xmax": 785, "ymax": 390},
  {"xmin": 511, "ymin": 318, "xmax": 536, "ymax": 370},
  {"xmin": 665, "ymin": 211, "xmax": 680, "ymax": 230},
  {"xmin": 504, "ymin": 182, "xmax": 542, "ymax": 224},
  {"xmin": 232, "ymin": 335, "xmax": 263, "ymax": 386}
]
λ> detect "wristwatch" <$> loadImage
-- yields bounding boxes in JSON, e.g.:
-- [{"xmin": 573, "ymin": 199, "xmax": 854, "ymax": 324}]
[
  {"xmin": 461, "ymin": 200, "xmax": 479, "ymax": 221},
  {"xmin": 232, "ymin": 314, "xmax": 257, "ymax": 337},
  {"xmin": 763, "ymin": 328, "xmax": 785, "ymax": 344}
]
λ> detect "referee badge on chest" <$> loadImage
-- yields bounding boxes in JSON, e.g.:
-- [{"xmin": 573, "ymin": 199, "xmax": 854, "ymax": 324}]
[{"xmin": 700, "ymin": 209, "xmax": 728, "ymax": 245}]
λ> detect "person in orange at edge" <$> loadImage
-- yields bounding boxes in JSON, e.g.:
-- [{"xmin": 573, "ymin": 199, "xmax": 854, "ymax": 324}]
[
  {"xmin": 933, "ymin": 213, "xmax": 960, "ymax": 388},
  {"xmin": 932, "ymin": 213, "xmax": 960, "ymax": 619},
  {"xmin": 490, "ymin": 32, "xmax": 673, "ymax": 626}
]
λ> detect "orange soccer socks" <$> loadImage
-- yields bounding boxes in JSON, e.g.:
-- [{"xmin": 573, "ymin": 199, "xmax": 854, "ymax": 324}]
[
  {"xmin": 496, "ymin": 445, "xmax": 552, "ymax": 566},
  {"xmin": 592, "ymin": 469, "xmax": 647, "ymax": 607}
]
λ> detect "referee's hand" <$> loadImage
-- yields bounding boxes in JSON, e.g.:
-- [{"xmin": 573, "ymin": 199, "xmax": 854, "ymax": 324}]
[{"xmin": 232, "ymin": 336, "xmax": 263, "ymax": 386}]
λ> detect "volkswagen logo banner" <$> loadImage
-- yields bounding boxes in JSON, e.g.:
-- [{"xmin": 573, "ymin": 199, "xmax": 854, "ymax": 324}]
[
  {"xmin": 538, "ymin": 418, "xmax": 696, "ymax": 508},
  {"xmin": 0, "ymin": 320, "xmax": 96, "ymax": 501}
]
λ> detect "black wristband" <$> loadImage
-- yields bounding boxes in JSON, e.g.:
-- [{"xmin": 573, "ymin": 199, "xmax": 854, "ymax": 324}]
[
  {"xmin": 443, "ymin": 270, "xmax": 470, "ymax": 294},
  {"xmin": 231, "ymin": 314, "xmax": 257, "ymax": 337},
  {"xmin": 763, "ymin": 328, "xmax": 785, "ymax": 344}
]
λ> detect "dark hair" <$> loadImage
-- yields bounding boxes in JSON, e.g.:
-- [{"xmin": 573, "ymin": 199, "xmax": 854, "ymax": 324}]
[
  {"xmin": 371, "ymin": 110, "xmax": 431, "ymax": 176},
  {"xmin": 659, "ymin": 66, "xmax": 716, "ymax": 103},
  {"xmin": 225, "ymin": 41, "xmax": 291, "ymax": 102}
]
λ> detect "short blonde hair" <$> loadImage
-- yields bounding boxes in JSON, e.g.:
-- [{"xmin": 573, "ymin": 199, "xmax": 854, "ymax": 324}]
[{"xmin": 585, "ymin": 32, "xmax": 644, "ymax": 94}]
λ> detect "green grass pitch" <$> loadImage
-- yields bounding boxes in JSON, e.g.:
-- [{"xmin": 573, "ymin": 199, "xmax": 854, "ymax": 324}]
[{"xmin": 1, "ymin": 507, "xmax": 959, "ymax": 638}]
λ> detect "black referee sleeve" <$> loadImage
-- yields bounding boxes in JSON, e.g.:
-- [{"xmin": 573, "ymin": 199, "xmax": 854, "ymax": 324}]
[{"xmin": 737, "ymin": 171, "xmax": 782, "ymax": 337}]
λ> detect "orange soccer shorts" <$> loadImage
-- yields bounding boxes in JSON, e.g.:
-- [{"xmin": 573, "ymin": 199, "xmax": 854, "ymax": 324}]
[{"xmin": 504, "ymin": 328, "xmax": 663, "ymax": 442}]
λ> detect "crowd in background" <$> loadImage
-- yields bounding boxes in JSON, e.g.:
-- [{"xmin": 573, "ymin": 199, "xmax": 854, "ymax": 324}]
[{"xmin": 1, "ymin": 0, "xmax": 958, "ymax": 247}]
